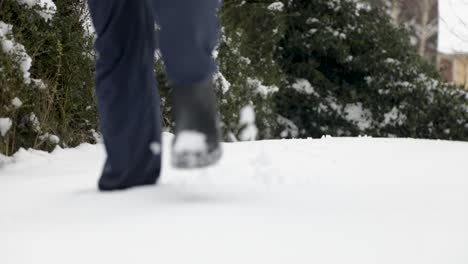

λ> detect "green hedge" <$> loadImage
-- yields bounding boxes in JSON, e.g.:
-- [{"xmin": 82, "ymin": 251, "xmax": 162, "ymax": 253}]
[
  {"xmin": 1, "ymin": 0, "xmax": 467, "ymax": 156},
  {"xmin": 0, "ymin": 0, "xmax": 97, "ymax": 155},
  {"xmin": 273, "ymin": 0, "xmax": 467, "ymax": 140}
]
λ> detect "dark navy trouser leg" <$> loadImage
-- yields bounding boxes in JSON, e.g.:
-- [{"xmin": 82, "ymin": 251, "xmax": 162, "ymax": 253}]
[
  {"xmin": 88, "ymin": 0, "xmax": 162, "ymax": 191},
  {"xmin": 152, "ymin": 0, "xmax": 221, "ymax": 86},
  {"xmin": 88, "ymin": 0, "xmax": 221, "ymax": 190}
]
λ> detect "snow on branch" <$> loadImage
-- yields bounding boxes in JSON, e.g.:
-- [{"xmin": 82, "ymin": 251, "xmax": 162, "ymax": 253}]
[{"xmin": 16, "ymin": 0, "xmax": 57, "ymax": 21}]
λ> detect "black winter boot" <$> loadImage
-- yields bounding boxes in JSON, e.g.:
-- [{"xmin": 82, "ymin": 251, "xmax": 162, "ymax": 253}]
[{"xmin": 171, "ymin": 78, "xmax": 222, "ymax": 169}]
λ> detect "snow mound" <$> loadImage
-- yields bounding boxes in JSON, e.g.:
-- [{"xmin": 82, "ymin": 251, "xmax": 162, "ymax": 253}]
[{"xmin": 1, "ymin": 134, "xmax": 467, "ymax": 264}]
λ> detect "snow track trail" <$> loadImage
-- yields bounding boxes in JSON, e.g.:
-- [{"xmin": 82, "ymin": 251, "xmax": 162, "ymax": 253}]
[{"xmin": 1, "ymin": 133, "xmax": 467, "ymax": 264}]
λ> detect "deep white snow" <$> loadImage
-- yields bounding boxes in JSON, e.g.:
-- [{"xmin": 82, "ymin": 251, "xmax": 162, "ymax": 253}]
[{"xmin": 1, "ymin": 133, "xmax": 467, "ymax": 264}]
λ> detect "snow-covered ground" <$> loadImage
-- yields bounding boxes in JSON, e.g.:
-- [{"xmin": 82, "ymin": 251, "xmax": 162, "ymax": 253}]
[{"xmin": 1, "ymin": 133, "xmax": 467, "ymax": 264}]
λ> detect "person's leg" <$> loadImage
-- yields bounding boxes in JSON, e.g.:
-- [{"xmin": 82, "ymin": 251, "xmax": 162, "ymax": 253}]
[
  {"xmin": 152, "ymin": 0, "xmax": 223, "ymax": 168},
  {"xmin": 152, "ymin": 0, "xmax": 220, "ymax": 86},
  {"xmin": 88, "ymin": 0, "xmax": 162, "ymax": 191}
]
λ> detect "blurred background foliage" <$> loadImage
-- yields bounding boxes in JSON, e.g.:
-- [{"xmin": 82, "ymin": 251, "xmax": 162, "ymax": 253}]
[{"xmin": 1, "ymin": 0, "xmax": 467, "ymax": 155}]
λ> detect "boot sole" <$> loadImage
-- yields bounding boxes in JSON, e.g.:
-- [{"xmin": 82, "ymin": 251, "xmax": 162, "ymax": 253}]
[{"xmin": 171, "ymin": 147, "xmax": 222, "ymax": 169}]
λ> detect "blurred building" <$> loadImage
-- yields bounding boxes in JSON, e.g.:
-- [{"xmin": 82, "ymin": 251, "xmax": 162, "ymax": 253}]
[
  {"xmin": 438, "ymin": 53, "xmax": 468, "ymax": 89},
  {"xmin": 373, "ymin": 0, "xmax": 468, "ymax": 89},
  {"xmin": 373, "ymin": 0, "xmax": 439, "ymax": 62}
]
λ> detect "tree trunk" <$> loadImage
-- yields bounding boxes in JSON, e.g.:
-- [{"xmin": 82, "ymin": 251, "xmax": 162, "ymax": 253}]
[
  {"xmin": 417, "ymin": 0, "xmax": 432, "ymax": 56},
  {"xmin": 389, "ymin": 0, "xmax": 402, "ymax": 24}
]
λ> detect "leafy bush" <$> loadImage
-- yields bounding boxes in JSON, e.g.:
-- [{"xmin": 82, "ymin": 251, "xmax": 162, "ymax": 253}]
[
  {"xmin": 215, "ymin": 2, "xmax": 286, "ymax": 140},
  {"xmin": 0, "ymin": 0, "xmax": 97, "ymax": 155},
  {"xmin": 2, "ymin": 0, "xmax": 467, "ymax": 157},
  {"xmin": 271, "ymin": 0, "xmax": 467, "ymax": 140}
]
